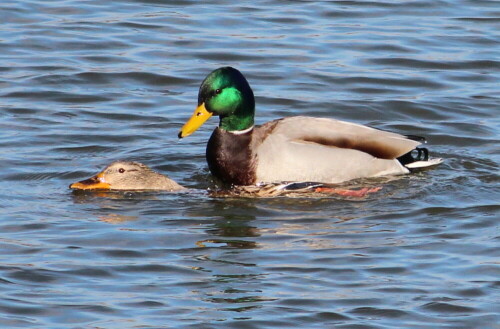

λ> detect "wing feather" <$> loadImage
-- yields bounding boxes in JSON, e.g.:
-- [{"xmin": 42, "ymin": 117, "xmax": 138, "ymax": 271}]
[
  {"xmin": 270, "ymin": 116, "xmax": 421, "ymax": 159},
  {"xmin": 254, "ymin": 116, "xmax": 417, "ymax": 184}
]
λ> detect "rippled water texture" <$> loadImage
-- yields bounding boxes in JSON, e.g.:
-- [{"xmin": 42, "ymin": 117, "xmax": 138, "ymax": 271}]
[{"xmin": 1, "ymin": 1, "xmax": 499, "ymax": 328}]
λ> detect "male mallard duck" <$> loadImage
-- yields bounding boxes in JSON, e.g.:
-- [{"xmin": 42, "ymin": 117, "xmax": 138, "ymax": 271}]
[
  {"xmin": 179, "ymin": 67, "xmax": 442, "ymax": 185},
  {"xmin": 69, "ymin": 161, "xmax": 185, "ymax": 191}
]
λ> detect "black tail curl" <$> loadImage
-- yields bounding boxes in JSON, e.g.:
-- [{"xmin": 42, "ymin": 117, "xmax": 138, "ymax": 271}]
[{"xmin": 397, "ymin": 147, "xmax": 429, "ymax": 166}]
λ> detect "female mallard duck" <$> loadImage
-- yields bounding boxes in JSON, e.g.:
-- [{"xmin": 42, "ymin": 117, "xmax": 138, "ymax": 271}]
[
  {"xmin": 178, "ymin": 67, "xmax": 441, "ymax": 185},
  {"xmin": 69, "ymin": 161, "xmax": 380, "ymax": 197},
  {"xmin": 69, "ymin": 161, "xmax": 185, "ymax": 191}
]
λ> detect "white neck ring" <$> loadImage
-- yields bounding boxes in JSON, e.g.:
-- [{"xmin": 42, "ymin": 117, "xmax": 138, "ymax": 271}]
[{"xmin": 229, "ymin": 125, "xmax": 254, "ymax": 135}]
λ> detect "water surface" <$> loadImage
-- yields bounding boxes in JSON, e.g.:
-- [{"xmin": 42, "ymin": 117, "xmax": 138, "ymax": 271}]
[{"xmin": 1, "ymin": 1, "xmax": 499, "ymax": 328}]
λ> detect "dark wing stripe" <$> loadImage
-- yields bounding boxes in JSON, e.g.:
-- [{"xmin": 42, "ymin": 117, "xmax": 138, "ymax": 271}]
[
  {"xmin": 300, "ymin": 136, "xmax": 404, "ymax": 160},
  {"xmin": 405, "ymin": 134, "xmax": 427, "ymax": 143}
]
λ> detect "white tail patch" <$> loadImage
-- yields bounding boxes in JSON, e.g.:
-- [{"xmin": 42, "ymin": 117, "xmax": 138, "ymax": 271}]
[{"xmin": 405, "ymin": 158, "xmax": 443, "ymax": 169}]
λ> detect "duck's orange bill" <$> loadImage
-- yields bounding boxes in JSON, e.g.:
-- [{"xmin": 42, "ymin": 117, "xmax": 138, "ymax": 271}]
[
  {"xmin": 178, "ymin": 103, "xmax": 213, "ymax": 138},
  {"xmin": 69, "ymin": 172, "xmax": 111, "ymax": 190}
]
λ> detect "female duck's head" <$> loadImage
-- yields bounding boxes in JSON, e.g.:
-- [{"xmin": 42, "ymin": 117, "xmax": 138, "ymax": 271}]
[
  {"xmin": 179, "ymin": 67, "xmax": 255, "ymax": 137},
  {"xmin": 69, "ymin": 161, "xmax": 184, "ymax": 191}
]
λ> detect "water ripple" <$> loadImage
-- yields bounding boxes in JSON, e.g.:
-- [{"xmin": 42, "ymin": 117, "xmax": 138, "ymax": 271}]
[{"xmin": 0, "ymin": 0, "xmax": 498, "ymax": 328}]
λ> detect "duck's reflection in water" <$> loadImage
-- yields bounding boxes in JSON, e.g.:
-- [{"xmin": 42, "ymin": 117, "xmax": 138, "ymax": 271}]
[
  {"xmin": 188, "ymin": 201, "xmax": 272, "ymax": 313},
  {"xmin": 99, "ymin": 213, "xmax": 139, "ymax": 224},
  {"xmin": 67, "ymin": 178, "xmax": 399, "ymax": 316},
  {"xmin": 196, "ymin": 219, "xmax": 260, "ymax": 249}
]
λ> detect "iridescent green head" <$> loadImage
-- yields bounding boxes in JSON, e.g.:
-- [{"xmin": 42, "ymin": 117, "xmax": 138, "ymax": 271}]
[{"xmin": 179, "ymin": 67, "xmax": 255, "ymax": 138}]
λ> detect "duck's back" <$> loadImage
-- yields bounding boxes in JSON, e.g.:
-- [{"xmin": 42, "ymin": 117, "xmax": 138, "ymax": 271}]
[{"xmin": 254, "ymin": 116, "xmax": 419, "ymax": 184}]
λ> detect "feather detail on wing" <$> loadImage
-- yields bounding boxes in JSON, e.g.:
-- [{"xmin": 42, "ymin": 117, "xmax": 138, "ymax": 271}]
[
  {"xmin": 253, "ymin": 116, "xmax": 422, "ymax": 184},
  {"xmin": 271, "ymin": 116, "xmax": 422, "ymax": 159}
]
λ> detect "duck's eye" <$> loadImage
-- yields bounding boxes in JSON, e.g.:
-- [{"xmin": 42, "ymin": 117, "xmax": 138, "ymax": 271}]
[
  {"xmin": 118, "ymin": 168, "xmax": 125, "ymax": 173},
  {"xmin": 215, "ymin": 88, "xmax": 221, "ymax": 95}
]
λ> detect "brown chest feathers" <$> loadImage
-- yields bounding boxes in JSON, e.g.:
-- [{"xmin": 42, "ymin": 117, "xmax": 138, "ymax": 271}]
[{"xmin": 206, "ymin": 128, "xmax": 257, "ymax": 185}]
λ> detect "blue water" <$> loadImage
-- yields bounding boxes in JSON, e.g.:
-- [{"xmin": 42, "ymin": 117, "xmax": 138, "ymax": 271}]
[{"xmin": 1, "ymin": 1, "xmax": 499, "ymax": 328}]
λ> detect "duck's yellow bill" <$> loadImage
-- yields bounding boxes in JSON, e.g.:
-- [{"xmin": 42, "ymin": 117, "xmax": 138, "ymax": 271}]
[
  {"xmin": 178, "ymin": 103, "xmax": 213, "ymax": 138},
  {"xmin": 69, "ymin": 172, "xmax": 111, "ymax": 190}
]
